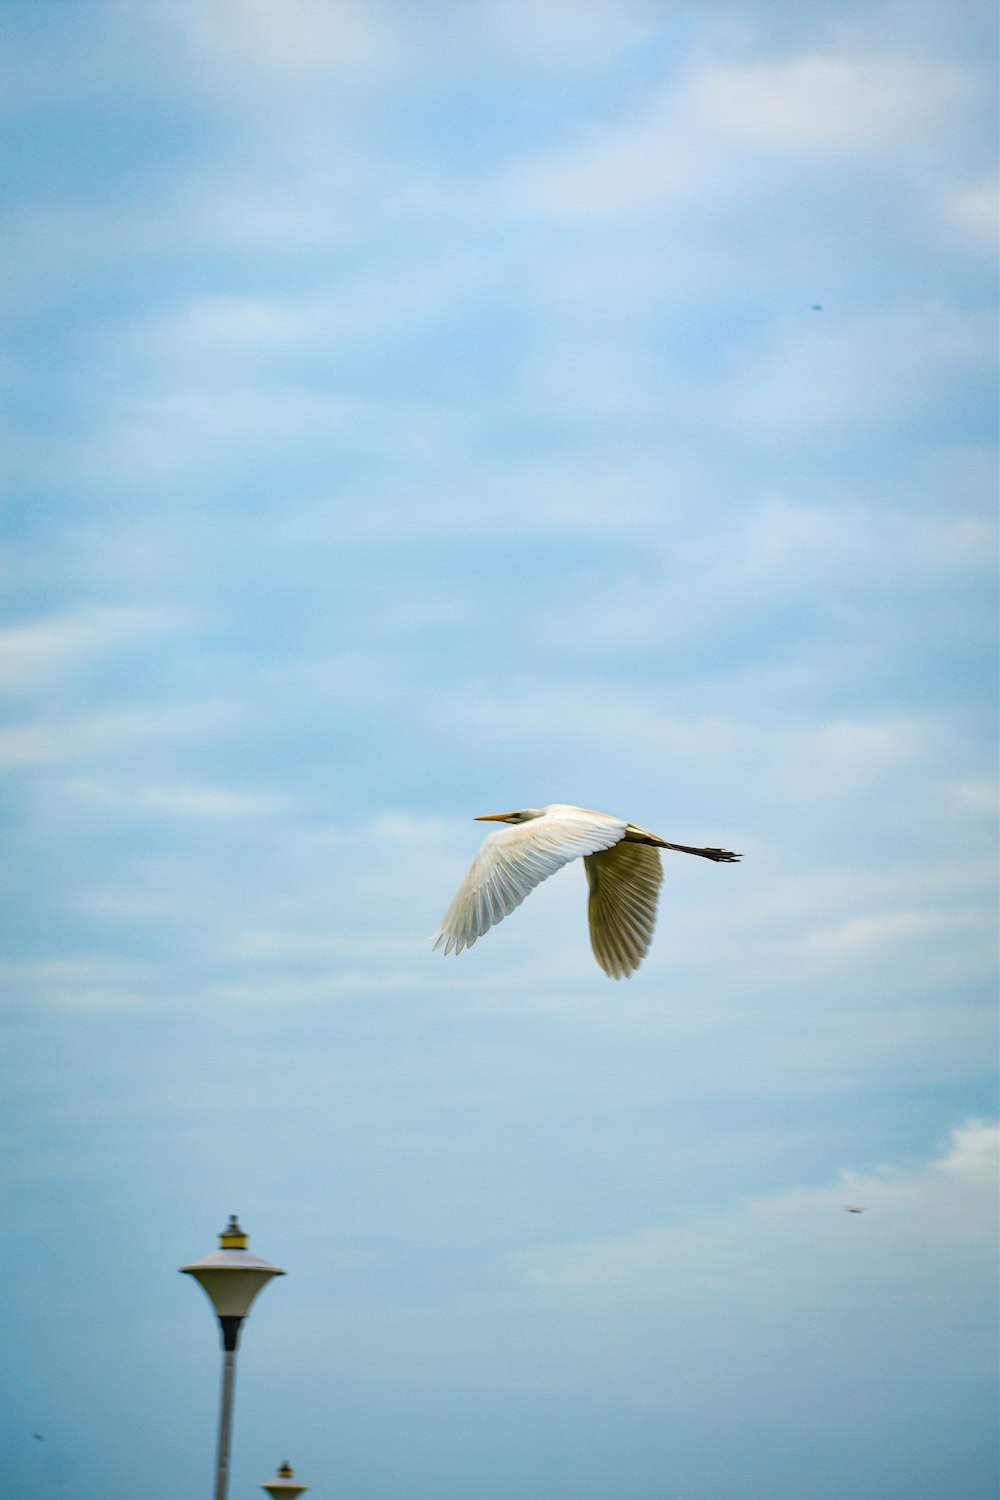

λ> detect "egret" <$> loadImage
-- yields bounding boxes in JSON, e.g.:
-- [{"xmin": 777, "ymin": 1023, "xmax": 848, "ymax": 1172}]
[{"xmin": 433, "ymin": 804, "xmax": 740, "ymax": 979}]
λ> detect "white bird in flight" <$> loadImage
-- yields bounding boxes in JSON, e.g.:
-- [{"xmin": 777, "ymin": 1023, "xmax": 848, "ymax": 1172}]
[{"xmin": 434, "ymin": 804, "xmax": 740, "ymax": 979}]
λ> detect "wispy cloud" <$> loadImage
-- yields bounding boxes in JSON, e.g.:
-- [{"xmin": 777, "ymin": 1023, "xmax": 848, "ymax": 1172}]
[
  {"xmin": 57, "ymin": 776, "xmax": 291, "ymax": 819},
  {"xmin": 166, "ymin": 0, "xmax": 401, "ymax": 81},
  {"xmin": 0, "ymin": 697, "xmax": 248, "ymax": 768},
  {"xmin": 503, "ymin": 44, "xmax": 971, "ymax": 221},
  {"xmin": 0, "ymin": 605, "xmax": 187, "ymax": 692},
  {"xmin": 521, "ymin": 1120, "xmax": 998, "ymax": 1292},
  {"xmin": 0, "ymin": 957, "xmax": 150, "ymax": 1014}
]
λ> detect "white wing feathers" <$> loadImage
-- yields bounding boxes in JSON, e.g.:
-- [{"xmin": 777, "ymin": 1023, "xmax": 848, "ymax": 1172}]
[
  {"xmin": 433, "ymin": 808, "xmax": 627, "ymax": 956},
  {"xmin": 585, "ymin": 841, "xmax": 662, "ymax": 980}
]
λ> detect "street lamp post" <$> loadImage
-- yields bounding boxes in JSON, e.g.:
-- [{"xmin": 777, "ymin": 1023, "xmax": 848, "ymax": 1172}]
[
  {"xmin": 181, "ymin": 1216, "xmax": 285, "ymax": 1500},
  {"xmin": 261, "ymin": 1460, "xmax": 309, "ymax": 1498}
]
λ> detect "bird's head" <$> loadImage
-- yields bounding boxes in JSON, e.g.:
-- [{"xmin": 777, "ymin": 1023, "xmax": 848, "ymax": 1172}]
[{"xmin": 474, "ymin": 808, "xmax": 543, "ymax": 825}]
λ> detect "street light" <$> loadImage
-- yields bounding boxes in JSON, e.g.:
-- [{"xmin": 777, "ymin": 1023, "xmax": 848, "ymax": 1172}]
[
  {"xmin": 261, "ymin": 1460, "xmax": 309, "ymax": 1498},
  {"xmin": 181, "ymin": 1216, "xmax": 285, "ymax": 1500}
]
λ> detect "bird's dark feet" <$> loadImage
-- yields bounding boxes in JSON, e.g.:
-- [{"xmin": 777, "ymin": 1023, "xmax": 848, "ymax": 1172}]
[{"xmin": 659, "ymin": 841, "xmax": 741, "ymax": 862}]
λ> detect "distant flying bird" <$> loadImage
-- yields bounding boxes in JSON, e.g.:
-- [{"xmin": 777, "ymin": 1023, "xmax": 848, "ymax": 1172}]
[
  {"xmin": 32, "ymin": 1434, "xmax": 44, "ymax": 1441},
  {"xmin": 433, "ymin": 804, "xmax": 740, "ymax": 979},
  {"xmin": 843, "ymin": 1205, "xmax": 867, "ymax": 1213}
]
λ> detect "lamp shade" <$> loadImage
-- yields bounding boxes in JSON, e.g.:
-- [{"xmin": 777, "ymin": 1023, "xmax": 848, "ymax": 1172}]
[
  {"xmin": 181, "ymin": 1216, "xmax": 285, "ymax": 1319},
  {"xmin": 261, "ymin": 1460, "xmax": 308, "ymax": 1498}
]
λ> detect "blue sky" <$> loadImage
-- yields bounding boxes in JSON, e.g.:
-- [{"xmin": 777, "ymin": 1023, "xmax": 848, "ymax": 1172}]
[{"xmin": 1, "ymin": 1, "xmax": 997, "ymax": 1496}]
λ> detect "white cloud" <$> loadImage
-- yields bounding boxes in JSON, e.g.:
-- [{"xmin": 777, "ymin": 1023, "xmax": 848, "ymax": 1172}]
[
  {"xmin": 0, "ymin": 606, "xmax": 184, "ymax": 692},
  {"xmin": 135, "ymin": 294, "xmax": 315, "ymax": 367},
  {"xmin": 801, "ymin": 906, "xmax": 982, "ymax": 960},
  {"xmin": 0, "ymin": 698, "xmax": 246, "ymax": 769},
  {"xmin": 694, "ymin": 51, "xmax": 960, "ymax": 153},
  {"xmin": 121, "ymin": 249, "xmax": 489, "ymax": 378},
  {"xmin": 0, "ymin": 724, "xmax": 64, "ymax": 768},
  {"xmin": 721, "ymin": 305, "xmax": 993, "ymax": 438},
  {"xmin": 72, "ymin": 385, "xmax": 371, "ymax": 488},
  {"xmin": 504, "ymin": 44, "xmax": 969, "ymax": 221},
  {"xmin": 940, "ymin": 177, "xmax": 1000, "ymax": 255},
  {"xmin": 167, "ymin": 0, "xmax": 399, "ymax": 79},
  {"xmin": 58, "ymin": 777, "xmax": 290, "ymax": 819},
  {"xmin": 522, "ymin": 1120, "xmax": 998, "ymax": 1295},
  {"xmin": 500, "ymin": 497, "xmax": 995, "ymax": 675},
  {"xmin": 474, "ymin": 0, "xmax": 655, "ymax": 64},
  {"xmin": 0, "ymin": 957, "xmax": 148, "ymax": 1013},
  {"xmin": 451, "ymin": 684, "xmax": 937, "ymax": 800},
  {"xmin": 259, "ymin": 1118, "xmax": 998, "ymax": 1494},
  {"xmin": 947, "ymin": 778, "xmax": 1000, "ymax": 819}
]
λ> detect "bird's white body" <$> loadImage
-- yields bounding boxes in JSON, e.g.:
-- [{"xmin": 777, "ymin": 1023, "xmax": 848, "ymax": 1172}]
[{"xmin": 434, "ymin": 803, "xmax": 739, "ymax": 979}]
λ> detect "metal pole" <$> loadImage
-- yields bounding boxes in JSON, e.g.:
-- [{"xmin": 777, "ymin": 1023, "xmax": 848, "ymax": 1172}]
[
  {"xmin": 213, "ymin": 1315, "xmax": 243, "ymax": 1500},
  {"xmin": 214, "ymin": 1347, "xmax": 237, "ymax": 1500}
]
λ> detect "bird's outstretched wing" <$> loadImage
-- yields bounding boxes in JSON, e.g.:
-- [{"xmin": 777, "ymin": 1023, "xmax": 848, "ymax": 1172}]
[
  {"xmin": 585, "ymin": 841, "xmax": 662, "ymax": 979},
  {"xmin": 434, "ymin": 809, "xmax": 625, "ymax": 956}
]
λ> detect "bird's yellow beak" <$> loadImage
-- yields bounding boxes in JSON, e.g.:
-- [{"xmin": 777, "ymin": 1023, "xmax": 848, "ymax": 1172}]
[{"xmin": 474, "ymin": 812, "xmax": 516, "ymax": 822}]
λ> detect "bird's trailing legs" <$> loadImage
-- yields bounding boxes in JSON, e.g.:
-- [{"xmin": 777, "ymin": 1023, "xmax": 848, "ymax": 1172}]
[
  {"xmin": 658, "ymin": 841, "xmax": 740, "ymax": 862},
  {"xmin": 622, "ymin": 825, "xmax": 741, "ymax": 862}
]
